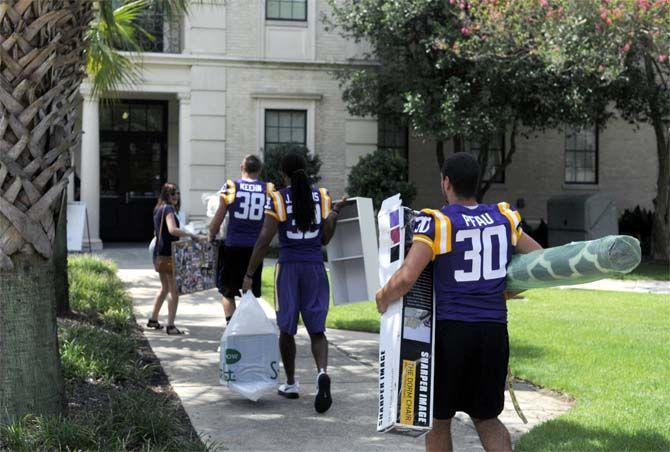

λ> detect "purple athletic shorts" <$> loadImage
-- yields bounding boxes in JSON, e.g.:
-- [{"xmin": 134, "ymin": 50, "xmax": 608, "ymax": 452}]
[{"xmin": 274, "ymin": 262, "xmax": 329, "ymax": 336}]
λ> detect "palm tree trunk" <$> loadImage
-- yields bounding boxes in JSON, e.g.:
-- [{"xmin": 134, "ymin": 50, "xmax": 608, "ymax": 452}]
[
  {"xmin": 0, "ymin": 253, "xmax": 64, "ymax": 422},
  {"xmin": 0, "ymin": 0, "xmax": 93, "ymax": 420},
  {"xmin": 55, "ymin": 191, "xmax": 70, "ymax": 316}
]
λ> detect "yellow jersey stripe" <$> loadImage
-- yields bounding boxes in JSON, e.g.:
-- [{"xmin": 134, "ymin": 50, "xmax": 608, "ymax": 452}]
[
  {"xmin": 222, "ymin": 179, "xmax": 236, "ymax": 205},
  {"xmin": 274, "ymin": 264, "xmax": 280, "ymax": 311},
  {"xmin": 270, "ymin": 192, "xmax": 279, "ymax": 219},
  {"xmin": 432, "ymin": 210, "xmax": 442, "ymax": 256},
  {"xmin": 265, "ymin": 210, "xmax": 279, "ymax": 220},
  {"xmin": 497, "ymin": 202, "xmax": 520, "ymax": 245},
  {"xmin": 274, "ymin": 191, "xmax": 287, "ymax": 221},
  {"xmin": 418, "ymin": 208, "xmax": 451, "ymax": 256},
  {"xmin": 413, "ymin": 235, "xmax": 435, "ymax": 253},
  {"xmin": 413, "ymin": 234, "xmax": 434, "ymax": 246},
  {"xmin": 267, "ymin": 182, "xmax": 275, "ymax": 193},
  {"xmin": 433, "ymin": 210, "xmax": 452, "ymax": 254},
  {"xmin": 319, "ymin": 188, "xmax": 331, "ymax": 218}
]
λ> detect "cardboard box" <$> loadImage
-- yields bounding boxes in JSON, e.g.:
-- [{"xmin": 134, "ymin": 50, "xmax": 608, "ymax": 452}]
[{"xmin": 377, "ymin": 195, "xmax": 435, "ymax": 437}]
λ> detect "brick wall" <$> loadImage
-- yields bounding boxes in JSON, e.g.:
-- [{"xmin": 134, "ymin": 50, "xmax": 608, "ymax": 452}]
[{"xmin": 408, "ymin": 118, "xmax": 658, "ymax": 224}]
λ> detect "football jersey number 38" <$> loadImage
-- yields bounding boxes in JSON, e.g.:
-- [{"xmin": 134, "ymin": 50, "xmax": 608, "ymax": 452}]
[
  {"xmin": 234, "ymin": 192, "xmax": 266, "ymax": 221},
  {"xmin": 455, "ymin": 225, "xmax": 508, "ymax": 282}
]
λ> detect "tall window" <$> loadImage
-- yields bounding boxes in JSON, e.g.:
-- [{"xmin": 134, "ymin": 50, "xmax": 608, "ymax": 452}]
[
  {"xmin": 266, "ymin": 0, "xmax": 307, "ymax": 21},
  {"xmin": 264, "ymin": 110, "xmax": 307, "ymax": 152},
  {"xmin": 565, "ymin": 126, "xmax": 598, "ymax": 184},
  {"xmin": 378, "ymin": 117, "xmax": 408, "ymax": 160},
  {"xmin": 464, "ymin": 134, "xmax": 505, "ymax": 183}
]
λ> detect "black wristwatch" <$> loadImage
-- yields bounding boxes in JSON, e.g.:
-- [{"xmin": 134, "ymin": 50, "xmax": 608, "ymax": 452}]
[{"xmin": 245, "ymin": 272, "xmax": 254, "ymax": 279}]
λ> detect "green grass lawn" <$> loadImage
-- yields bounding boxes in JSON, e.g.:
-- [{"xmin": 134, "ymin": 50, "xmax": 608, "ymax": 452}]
[
  {"xmin": 509, "ymin": 289, "xmax": 669, "ymax": 451},
  {"xmin": 261, "ymin": 269, "xmax": 381, "ymax": 332},
  {"xmin": 262, "ymin": 268, "xmax": 670, "ymax": 450},
  {"xmin": 615, "ymin": 261, "xmax": 669, "ymax": 281}
]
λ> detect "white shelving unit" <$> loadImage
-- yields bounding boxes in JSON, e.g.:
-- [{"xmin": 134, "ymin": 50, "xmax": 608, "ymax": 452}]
[{"xmin": 326, "ymin": 197, "xmax": 379, "ymax": 305}]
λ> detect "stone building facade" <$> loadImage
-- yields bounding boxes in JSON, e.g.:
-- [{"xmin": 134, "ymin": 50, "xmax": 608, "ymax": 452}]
[{"xmin": 74, "ymin": 0, "xmax": 378, "ymax": 247}]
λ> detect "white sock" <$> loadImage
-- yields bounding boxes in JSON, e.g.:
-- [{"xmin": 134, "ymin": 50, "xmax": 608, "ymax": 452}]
[{"xmin": 318, "ymin": 368, "xmax": 326, "ymax": 376}]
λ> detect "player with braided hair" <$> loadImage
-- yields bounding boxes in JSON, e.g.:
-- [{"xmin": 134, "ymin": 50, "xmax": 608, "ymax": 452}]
[{"xmin": 243, "ymin": 152, "xmax": 346, "ymax": 414}]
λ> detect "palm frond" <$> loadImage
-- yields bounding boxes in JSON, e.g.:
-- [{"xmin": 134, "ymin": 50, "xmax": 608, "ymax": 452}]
[
  {"xmin": 155, "ymin": 0, "xmax": 191, "ymax": 21},
  {"xmin": 86, "ymin": 0, "xmax": 151, "ymax": 98}
]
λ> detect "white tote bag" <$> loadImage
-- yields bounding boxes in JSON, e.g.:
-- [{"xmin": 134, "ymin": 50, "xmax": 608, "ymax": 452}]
[{"xmin": 219, "ymin": 292, "xmax": 280, "ymax": 401}]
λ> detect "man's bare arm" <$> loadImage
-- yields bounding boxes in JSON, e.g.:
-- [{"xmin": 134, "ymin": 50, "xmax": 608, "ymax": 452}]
[
  {"xmin": 321, "ymin": 198, "xmax": 348, "ymax": 245},
  {"xmin": 375, "ymin": 242, "xmax": 433, "ymax": 313},
  {"xmin": 244, "ymin": 216, "xmax": 278, "ymax": 281},
  {"xmin": 516, "ymin": 231, "xmax": 542, "ymax": 255},
  {"xmin": 505, "ymin": 231, "xmax": 543, "ymax": 299}
]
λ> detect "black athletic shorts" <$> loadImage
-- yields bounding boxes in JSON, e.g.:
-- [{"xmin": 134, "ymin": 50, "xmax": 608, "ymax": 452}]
[
  {"xmin": 433, "ymin": 320, "xmax": 509, "ymax": 420},
  {"xmin": 216, "ymin": 245, "xmax": 262, "ymax": 299}
]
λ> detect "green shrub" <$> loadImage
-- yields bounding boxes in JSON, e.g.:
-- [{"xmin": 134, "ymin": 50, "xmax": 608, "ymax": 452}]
[
  {"xmin": 346, "ymin": 148, "xmax": 416, "ymax": 209},
  {"xmin": 0, "ymin": 394, "xmax": 209, "ymax": 452},
  {"xmin": 60, "ymin": 323, "xmax": 152, "ymax": 384},
  {"xmin": 262, "ymin": 143, "xmax": 322, "ymax": 188},
  {"xmin": 68, "ymin": 255, "xmax": 133, "ymax": 331},
  {"xmin": 0, "ymin": 415, "xmax": 97, "ymax": 452}
]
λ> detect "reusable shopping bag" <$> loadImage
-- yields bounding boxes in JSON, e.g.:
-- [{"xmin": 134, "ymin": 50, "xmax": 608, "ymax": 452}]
[{"xmin": 219, "ymin": 291, "xmax": 280, "ymax": 401}]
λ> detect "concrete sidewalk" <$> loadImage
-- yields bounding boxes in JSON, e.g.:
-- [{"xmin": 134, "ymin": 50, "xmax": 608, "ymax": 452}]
[
  {"xmin": 562, "ymin": 278, "xmax": 670, "ymax": 294},
  {"xmin": 100, "ymin": 245, "xmax": 571, "ymax": 451}
]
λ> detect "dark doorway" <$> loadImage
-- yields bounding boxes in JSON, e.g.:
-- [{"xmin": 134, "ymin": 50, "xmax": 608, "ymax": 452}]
[{"xmin": 100, "ymin": 100, "xmax": 168, "ymax": 241}]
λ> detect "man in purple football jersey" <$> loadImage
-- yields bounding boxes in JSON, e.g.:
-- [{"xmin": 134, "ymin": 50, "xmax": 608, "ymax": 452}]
[
  {"xmin": 243, "ymin": 152, "xmax": 346, "ymax": 414},
  {"xmin": 376, "ymin": 153, "xmax": 542, "ymax": 452},
  {"xmin": 208, "ymin": 155, "xmax": 274, "ymax": 324}
]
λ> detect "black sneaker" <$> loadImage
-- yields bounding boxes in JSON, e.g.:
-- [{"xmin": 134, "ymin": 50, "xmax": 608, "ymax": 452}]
[{"xmin": 314, "ymin": 373, "xmax": 332, "ymax": 413}]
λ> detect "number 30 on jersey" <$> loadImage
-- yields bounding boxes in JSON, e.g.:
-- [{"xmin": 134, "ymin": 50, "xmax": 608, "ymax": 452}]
[{"xmin": 455, "ymin": 225, "xmax": 508, "ymax": 282}]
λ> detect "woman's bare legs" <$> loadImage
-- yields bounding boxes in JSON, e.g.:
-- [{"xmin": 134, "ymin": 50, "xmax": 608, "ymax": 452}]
[
  {"xmin": 166, "ymin": 274, "xmax": 179, "ymax": 326},
  {"xmin": 151, "ymin": 272, "xmax": 170, "ymax": 321}
]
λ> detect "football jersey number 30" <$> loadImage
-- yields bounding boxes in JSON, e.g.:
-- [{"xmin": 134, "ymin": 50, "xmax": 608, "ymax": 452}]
[{"xmin": 454, "ymin": 225, "xmax": 508, "ymax": 282}]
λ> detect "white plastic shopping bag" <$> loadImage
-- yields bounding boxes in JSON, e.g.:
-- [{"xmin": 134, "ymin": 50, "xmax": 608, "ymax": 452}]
[
  {"xmin": 219, "ymin": 291, "xmax": 280, "ymax": 401},
  {"xmin": 202, "ymin": 192, "xmax": 229, "ymax": 238}
]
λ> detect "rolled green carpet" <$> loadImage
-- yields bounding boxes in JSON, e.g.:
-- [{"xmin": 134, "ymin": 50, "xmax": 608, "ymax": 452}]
[{"xmin": 506, "ymin": 235, "xmax": 641, "ymax": 290}]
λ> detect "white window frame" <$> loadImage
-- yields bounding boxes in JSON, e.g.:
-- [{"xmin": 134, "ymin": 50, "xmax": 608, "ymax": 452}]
[
  {"xmin": 257, "ymin": 0, "xmax": 316, "ymax": 60},
  {"xmin": 564, "ymin": 126, "xmax": 599, "ymax": 185},
  {"xmin": 254, "ymin": 95, "xmax": 319, "ymax": 157}
]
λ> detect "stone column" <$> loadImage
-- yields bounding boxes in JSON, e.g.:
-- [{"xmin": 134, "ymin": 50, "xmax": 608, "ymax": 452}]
[
  {"xmin": 182, "ymin": 14, "xmax": 192, "ymax": 54},
  {"xmin": 178, "ymin": 91, "xmax": 191, "ymax": 221},
  {"xmin": 80, "ymin": 90, "xmax": 102, "ymax": 250}
]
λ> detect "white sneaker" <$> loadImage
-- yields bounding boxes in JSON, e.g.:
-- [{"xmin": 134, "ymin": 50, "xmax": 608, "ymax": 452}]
[{"xmin": 278, "ymin": 381, "xmax": 300, "ymax": 399}]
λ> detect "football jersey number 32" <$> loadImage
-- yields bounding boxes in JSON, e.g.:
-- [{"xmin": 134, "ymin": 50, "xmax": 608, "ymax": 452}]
[{"xmin": 454, "ymin": 225, "xmax": 508, "ymax": 282}]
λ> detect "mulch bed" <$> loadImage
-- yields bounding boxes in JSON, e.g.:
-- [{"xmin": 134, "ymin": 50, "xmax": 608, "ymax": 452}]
[{"xmin": 61, "ymin": 315, "xmax": 205, "ymax": 449}]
